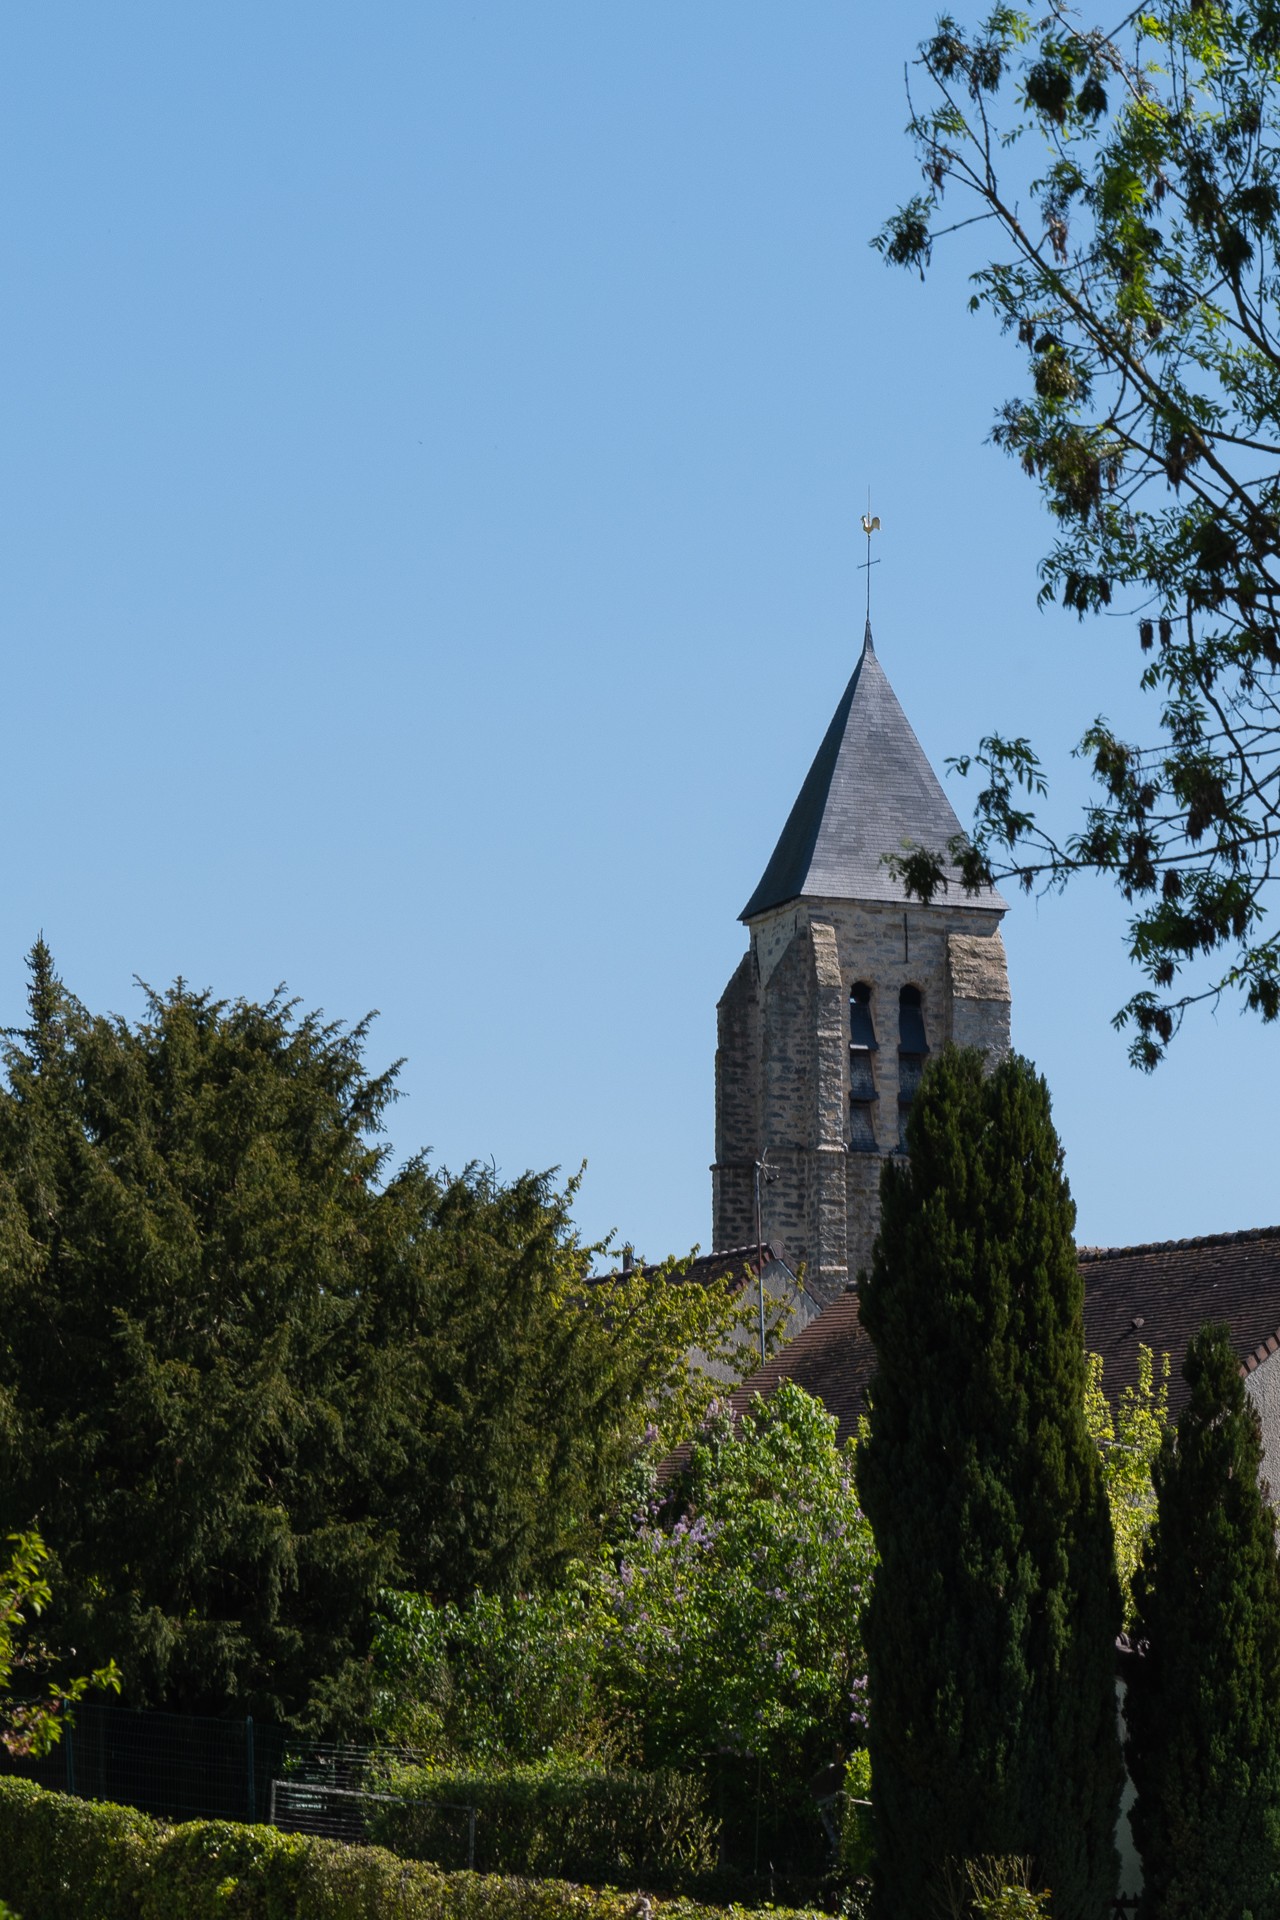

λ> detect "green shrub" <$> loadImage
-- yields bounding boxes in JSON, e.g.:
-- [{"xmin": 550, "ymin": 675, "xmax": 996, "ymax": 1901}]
[
  {"xmin": 962, "ymin": 1858, "xmax": 1051, "ymax": 1920},
  {"xmin": 932, "ymin": 1858, "xmax": 1052, "ymax": 1920},
  {"xmin": 372, "ymin": 1380, "xmax": 876, "ymax": 1848},
  {"xmin": 135, "ymin": 1821, "xmax": 312, "ymax": 1919},
  {"xmin": 0, "ymin": 1777, "xmax": 823, "ymax": 1920},
  {"xmin": 838, "ymin": 1752, "xmax": 873, "ymax": 1883},
  {"xmin": 0, "ymin": 1776, "xmax": 154, "ymax": 1920},
  {"xmin": 371, "ymin": 1585, "xmax": 609, "ymax": 1763},
  {"xmin": 371, "ymin": 1760, "xmax": 718, "ymax": 1886}
]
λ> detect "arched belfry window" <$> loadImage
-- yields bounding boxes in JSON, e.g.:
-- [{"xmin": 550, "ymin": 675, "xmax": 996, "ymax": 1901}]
[
  {"xmin": 898, "ymin": 985, "xmax": 929, "ymax": 1148},
  {"xmin": 849, "ymin": 982, "xmax": 878, "ymax": 1152}
]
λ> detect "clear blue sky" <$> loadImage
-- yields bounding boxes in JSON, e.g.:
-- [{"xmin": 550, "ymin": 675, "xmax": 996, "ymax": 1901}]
[{"xmin": 2, "ymin": 4, "xmax": 1272, "ymax": 1261}]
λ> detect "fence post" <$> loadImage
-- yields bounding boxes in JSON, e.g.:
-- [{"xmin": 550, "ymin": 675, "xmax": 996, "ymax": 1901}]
[
  {"xmin": 64, "ymin": 1726, "xmax": 75, "ymax": 1797},
  {"xmin": 269, "ymin": 1779, "xmax": 277, "ymax": 1828},
  {"xmin": 468, "ymin": 1806, "xmax": 477, "ymax": 1872},
  {"xmin": 245, "ymin": 1716, "xmax": 256, "ymax": 1822}
]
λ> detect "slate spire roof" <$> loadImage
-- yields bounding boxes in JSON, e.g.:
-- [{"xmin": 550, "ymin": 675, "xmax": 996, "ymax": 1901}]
[{"xmin": 741, "ymin": 621, "xmax": 1007, "ymax": 920}]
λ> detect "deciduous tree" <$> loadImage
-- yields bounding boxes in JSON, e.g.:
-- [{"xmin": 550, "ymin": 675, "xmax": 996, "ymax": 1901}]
[
  {"xmin": 882, "ymin": 2, "xmax": 1280, "ymax": 1063},
  {"xmin": 1085, "ymin": 1344, "xmax": 1170, "ymax": 1622},
  {"xmin": 371, "ymin": 1381, "xmax": 876, "ymax": 1855},
  {"xmin": 0, "ymin": 1531, "xmax": 118, "ymax": 1758}
]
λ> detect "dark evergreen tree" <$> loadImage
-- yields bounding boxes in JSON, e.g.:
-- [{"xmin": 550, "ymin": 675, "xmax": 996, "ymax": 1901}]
[
  {"xmin": 0, "ymin": 943, "xmax": 733, "ymax": 1724},
  {"xmin": 857, "ymin": 1047, "xmax": 1122, "ymax": 1920},
  {"xmin": 1125, "ymin": 1322, "xmax": 1280, "ymax": 1920}
]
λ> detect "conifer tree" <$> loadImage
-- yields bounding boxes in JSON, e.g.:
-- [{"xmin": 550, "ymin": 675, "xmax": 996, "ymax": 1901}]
[
  {"xmin": 1125, "ymin": 1323, "xmax": 1280, "ymax": 1920},
  {"xmin": 0, "ymin": 943, "xmax": 736, "ymax": 1723},
  {"xmin": 857, "ymin": 1047, "xmax": 1122, "ymax": 1920}
]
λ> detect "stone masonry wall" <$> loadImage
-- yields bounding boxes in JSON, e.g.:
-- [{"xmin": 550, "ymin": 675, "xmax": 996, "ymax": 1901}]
[
  {"xmin": 808, "ymin": 920, "xmax": 849, "ymax": 1299},
  {"xmin": 1246, "ymin": 1346, "xmax": 1280, "ymax": 1502},
  {"xmin": 759, "ymin": 928, "xmax": 815, "ymax": 1261},
  {"xmin": 948, "ymin": 931, "xmax": 1012, "ymax": 1058},
  {"xmin": 712, "ymin": 897, "xmax": 1010, "ymax": 1301},
  {"xmin": 713, "ymin": 952, "xmax": 761, "ymax": 1251}
]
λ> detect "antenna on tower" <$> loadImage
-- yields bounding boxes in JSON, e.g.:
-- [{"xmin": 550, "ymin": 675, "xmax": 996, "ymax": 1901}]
[{"xmin": 858, "ymin": 493, "xmax": 882, "ymax": 635}]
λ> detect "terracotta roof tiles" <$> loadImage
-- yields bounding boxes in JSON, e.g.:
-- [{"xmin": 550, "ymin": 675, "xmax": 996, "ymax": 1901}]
[
  {"xmin": 722, "ymin": 1288, "xmax": 874, "ymax": 1448},
  {"xmin": 1080, "ymin": 1225, "xmax": 1280, "ymax": 1411},
  {"xmin": 699, "ymin": 1224, "xmax": 1280, "ymax": 1448}
]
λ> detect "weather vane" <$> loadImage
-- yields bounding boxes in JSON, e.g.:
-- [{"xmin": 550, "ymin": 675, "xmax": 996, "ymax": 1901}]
[{"xmin": 859, "ymin": 495, "xmax": 882, "ymax": 627}]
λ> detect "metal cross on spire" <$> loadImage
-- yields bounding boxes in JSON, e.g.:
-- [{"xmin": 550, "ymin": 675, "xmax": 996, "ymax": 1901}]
[{"xmin": 858, "ymin": 495, "xmax": 881, "ymax": 638}]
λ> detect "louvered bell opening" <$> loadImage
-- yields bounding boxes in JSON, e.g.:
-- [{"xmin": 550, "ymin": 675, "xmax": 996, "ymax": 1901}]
[
  {"xmin": 849, "ymin": 982, "xmax": 879, "ymax": 1152},
  {"xmin": 898, "ymin": 1054, "xmax": 925, "ymax": 1106},
  {"xmin": 898, "ymin": 985, "xmax": 929, "ymax": 1057},
  {"xmin": 849, "ymin": 1052, "xmax": 876, "ymax": 1103},
  {"xmin": 849, "ymin": 981, "xmax": 877, "ymax": 1052}
]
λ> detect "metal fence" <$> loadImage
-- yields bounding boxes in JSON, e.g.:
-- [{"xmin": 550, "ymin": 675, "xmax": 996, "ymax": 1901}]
[
  {"xmin": 270, "ymin": 1779, "xmax": 477, "ymax": 1864},
  {"xmin": 0, "ymin": 1703, "xmax": 288, "ymax": 1825},
  {"xmin": 0, "ymin": 1706, "xmax": 1149, "ymax": 1912},
  {"xmin": 0, "ymin": 1708, "xmax": 460, "ymax": 1851}
]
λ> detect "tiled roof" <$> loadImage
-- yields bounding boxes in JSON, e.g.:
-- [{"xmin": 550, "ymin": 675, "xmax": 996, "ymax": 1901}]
[
  {"xmin": 1080, "ymin": 1225, "xmax": 1280, "ymax": 1415},
  {"xmin": 722, "ymin": 1288, "xmax": 874, "ymax": 1448},
  {"xmin": 741, "ymin": 626, "xmax": 1007, "ymax": 920},
  {"xmin": 705, "ymin": 1226, "xmax": 1280, "ymax": 1446}
]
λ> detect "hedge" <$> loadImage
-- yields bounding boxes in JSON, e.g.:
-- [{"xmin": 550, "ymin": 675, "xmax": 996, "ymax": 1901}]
[
  {"xmin": 0, "ymin": 1778, "xmax": 827, "ymax": 1920},
  {"xmin": 369, "ymin": 1762, "xmax": 718, "ymax": 1885}
]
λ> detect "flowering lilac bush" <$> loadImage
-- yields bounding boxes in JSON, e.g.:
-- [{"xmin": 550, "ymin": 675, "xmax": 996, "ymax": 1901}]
[
  {"xmin": 371, "ymin": 1383, "xmax": 876, "ymax": 1827},
  {"xmin": 599, "ymin": 1383, "xmax": 874, "ymax": 1792}
]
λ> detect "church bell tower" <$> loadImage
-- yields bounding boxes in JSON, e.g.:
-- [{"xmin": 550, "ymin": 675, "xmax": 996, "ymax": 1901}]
[{"xmin": 712, "ymin": 621, "xmax": 1011, "ymax": 1303}]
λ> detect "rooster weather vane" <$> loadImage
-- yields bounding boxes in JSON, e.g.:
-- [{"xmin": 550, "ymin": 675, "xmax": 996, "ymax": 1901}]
[{"xmin": 859, "ymin": 499, "xmax": 882, "ymax": 626}]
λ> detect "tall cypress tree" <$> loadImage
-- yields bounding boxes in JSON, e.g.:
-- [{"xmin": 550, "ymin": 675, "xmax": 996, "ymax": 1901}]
[
  {"xmin": 857, "ymin": 1047, "xmax": 1122, "ymax": 1920},
  {"xmin": 1125, "ymin": 1323, "xmax": 1280, "ymax": 1920}
]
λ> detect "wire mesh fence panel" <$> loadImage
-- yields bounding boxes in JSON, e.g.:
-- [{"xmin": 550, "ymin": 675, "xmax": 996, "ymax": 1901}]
[
  {"xmin": 0, "ymin": 1704, "xmax": 287, "ymax": 1824},
  {"xmin": 269, "ymin": 1782, "xmax": 476, "ymax": 1864},
  {"xmin": 276, "ymin": 1738, "xmax": 421, "ymax": 1795}
]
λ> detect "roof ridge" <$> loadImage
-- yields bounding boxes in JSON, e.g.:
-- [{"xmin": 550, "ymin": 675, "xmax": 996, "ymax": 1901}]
[
  {"xmin": 1078, "ymin": 1223, "xmax": 1280, "ymax": 1262},
  {"xmin": 701, "ymin": 1243, "xmax": 787, "ymax": 1261},
  {"xmin": 1241, "ymin": 1328, "xmax": 1280, "ymax": 1374}
]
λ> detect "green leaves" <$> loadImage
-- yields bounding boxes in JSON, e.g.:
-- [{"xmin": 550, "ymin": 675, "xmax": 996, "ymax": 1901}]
[
  {"xmin": 1125, "ymin": 1324, "xmax": 1280, "ymax": 1914},
  {"xmin": 605, "ymin": 1382, "xmax": 875, "ymax": 1792},
  {"xmin": 0, "ymin": 1531, "xmax": 121, "ymax": 1760},
  {"xmin": 858, "ymin": 1049, "xmax": 1123, "ymax": 1920},
  {"xmin": 872, "ymin": 198, "xmax": 933, "ymax": 273},
  {"xmin": 1025, "ymin": 56, "xmax": 1075, "ymax": 125},
  {"xmin": 371, "ymin": 1383, "xmax": 876, "ymax": 1848},
  {"xmin": 1084, "ymin": 1345, "xmax": 1171, "ymax": 1622},
  {"xmin": 882, "ymin": 1, "xmax": 1280, "ymax": 1059},
  {"xmin": 0, "ymin": 947, "xmax": 739, "ymax": 1727}
]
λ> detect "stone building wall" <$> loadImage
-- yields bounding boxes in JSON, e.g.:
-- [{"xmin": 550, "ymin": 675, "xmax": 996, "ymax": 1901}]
[
  {"xmin": 761, "ymin": 929, "xmax": 817, "ymax": 1263},
  {"xmin": 1246, "ymin": 1345, "xmax": 1280, "ymax": 1500},
  {"xmin": 689, "ymin": 1256, "xmax": 822, "ymax": 1386},
  {"xmin": 712, "ymin": 952, "xmax": 760, "ymax": 1251},
  {"xmin": 713, "ymin": 896, "xmax": 1010, "ymax": 1302}
]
